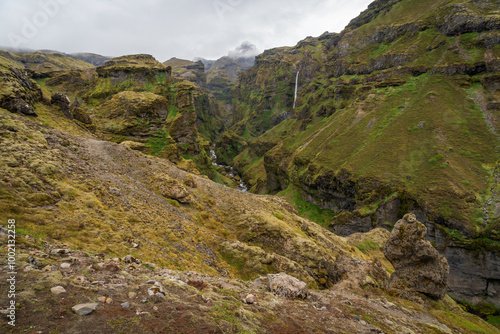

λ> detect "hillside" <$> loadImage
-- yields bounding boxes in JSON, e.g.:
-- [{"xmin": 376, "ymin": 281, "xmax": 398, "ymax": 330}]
[
  {"xmin": 217, "ymin": 0, "xmax": 500, "ymax": 309},
  {"xmin": 1, "ymin": 104, "xmax": 498, "ymax": 333}
]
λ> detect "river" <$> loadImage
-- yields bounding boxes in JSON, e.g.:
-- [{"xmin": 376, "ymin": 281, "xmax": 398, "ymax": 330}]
[{"xmin": 210, "ymin": 149, "xmax": 248, "ymax": 192}]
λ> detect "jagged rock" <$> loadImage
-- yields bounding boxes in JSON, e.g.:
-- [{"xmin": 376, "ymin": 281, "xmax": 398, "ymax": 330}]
[
  {"xmin": 50, "ymin": 93, "xmax": 73, "ymax": 119},
  {"xmin": 267, "ymin": 273, "xmax": 308, "ymax": 299},
  {"xmin": 121, "ymin": 302, "xmax": 130, "ymax": 308},
  {"xmin": 50, "ymin": 286, "xmax": 66, "ymax": 295},
  {"xmin": 383, "ymin": 213, "xmax": 449, "ymax": 300},
  {"xmin": 71, "ymin": 302, "xmax": 98, "ymax": 316},
  {"xmin": 148, "ymin": 282, "xmax": 166, "ymax": 298}
]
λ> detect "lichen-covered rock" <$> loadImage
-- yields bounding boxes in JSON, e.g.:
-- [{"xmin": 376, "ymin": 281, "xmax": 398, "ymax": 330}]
[
  {"xmin": 72, "ymin": 107, "xmax": 92, "ymax": 124},
  {"xmin": 267, "ymin": 273, "xmax": 308, "ymax": 299},
  {"xmin": 154, "ymin": 173, "xmax": 194, "ymax": 203},
  {"xmin": 383, "ymin": 213, "xmax": 449, "ymax": 300}
]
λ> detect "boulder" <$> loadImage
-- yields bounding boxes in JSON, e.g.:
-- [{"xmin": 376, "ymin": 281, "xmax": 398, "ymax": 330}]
[
  {"xmin": 267, "ymin": 273, "xmax": 308, "ymax": 299},
  {"xmin": 60, "ymin": 262, "xmax": 71, "ymax": 269},
  {"xmin": 383, "ymin": 213, "xmax": 449, "ymax": 300},
  {"xmin": 51, "ymin": 93, "xmax": 73, "ymax": 119},
  {"xmin": 50, "ymin": 286, "xmax": 66, "ymax": 295},
  {"xmin": 155, "ymin": 174, "xmax": 194, "ymax": 204},
  {"xmin": 244, "ymin": 294, "xmax": 257, "ymax": 304},
  {"xmin": 71, "ymin": 302, "xmax": 98, "ymax": 316}
]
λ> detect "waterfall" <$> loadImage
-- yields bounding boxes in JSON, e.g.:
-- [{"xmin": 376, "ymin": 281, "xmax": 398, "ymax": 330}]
[{"xmin": 293, "ymin": 70, "xmax": 299, "ymax": 109}]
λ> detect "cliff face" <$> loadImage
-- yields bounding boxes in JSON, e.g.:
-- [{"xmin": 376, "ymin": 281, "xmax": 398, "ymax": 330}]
[{"xmin": 221, "ymin": 0, "xmax": 500, "ymax": 307}]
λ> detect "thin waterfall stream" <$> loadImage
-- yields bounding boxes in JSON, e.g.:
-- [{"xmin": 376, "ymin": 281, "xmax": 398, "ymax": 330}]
[{"xmin": 293, "ymin": 70, "xmax": 299, "ymax": 109}]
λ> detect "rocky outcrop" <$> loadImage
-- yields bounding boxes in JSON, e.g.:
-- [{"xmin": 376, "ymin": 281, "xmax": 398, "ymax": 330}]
[
  {"xmin": 0, "ymin": 60, "xmax": 42, "ymax": 116},
  {"xmin": 120, "ymin": 140, "xmax": 146, "ymax": 152},
  {"xmin": 95, "ymin": 91, "xmax": 168, "ymax": 136},
  {"xmin": 96, "ymin": 54, "xmax": 171, "ymax": 86},
  {"xmin": 1, "ymin": 97, "xmax": 37, "ymax": 116},
  {"xmin": 164, "ymin": 57, "xmax": 206, "ymax": 87},
  {"xmin": 71, "ymin": 107, "xmax": 93, "ymax": 125},
  {"xmin": 70, "ymin": 52, "xmax": 111, "ymax": 66},
  {"xmin": 437, "ymin": 3, "xmax": 500, "ymax": 36},
  {"xmin": 169, "ymin": 84, "xmax": 200, "ymax": 152},
  {"xmin": 384, "ymin": 213, "xmax": 449, "ymax": 300},
  {"xmin": 425, "ymin": 223, "xmax": 500, "ymax": 307},
  {"xmin": 267, "ymin": 273, "xmax": 308, "ymax": 299},
  {"xmin": 50, "ymin": 93, "xmax": 72, "ymax": 119}
]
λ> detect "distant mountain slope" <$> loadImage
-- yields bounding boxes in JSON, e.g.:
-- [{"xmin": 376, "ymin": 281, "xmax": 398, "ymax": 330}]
[
  {"xmin": 0, "ymin": 46, "xmax": 111, "ymax": 66},
  {"xmin": 0, "ymin": 50, "xmax": 94, "ymax": 76},
  {"xmin": 70, "ymin": 52, "xmax": 111, "ymax": 66}
]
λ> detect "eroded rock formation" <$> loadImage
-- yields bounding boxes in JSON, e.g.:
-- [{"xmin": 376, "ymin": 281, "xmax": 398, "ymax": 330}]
[{"xmin": 384, "ymin": 213, "xmax": 449, "ymax": 300}]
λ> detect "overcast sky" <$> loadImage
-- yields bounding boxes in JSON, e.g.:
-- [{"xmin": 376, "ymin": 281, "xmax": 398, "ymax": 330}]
[{"xmin": 0, "ymin": 0, "xmax": 372, "ymax": 61}]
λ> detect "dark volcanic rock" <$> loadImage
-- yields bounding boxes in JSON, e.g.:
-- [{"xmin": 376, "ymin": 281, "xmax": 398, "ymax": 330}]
[
  {"xmin": 384, "ymin": 213, "xmax": 449, "ymax": 300},
  {"xmin": 1, "ymin": 97, "xmax": 37, "ymax": 116}
]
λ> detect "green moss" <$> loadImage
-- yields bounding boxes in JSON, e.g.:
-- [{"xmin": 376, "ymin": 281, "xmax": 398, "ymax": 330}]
[
  {"xmin": 273, "ymin": 212, "xmax": 283, "ymax": 219},
  {"xmin": 355, "ymin": 240, "xmax": 379, "ymax": 254},
  {"xmin": 146, "ymin": 130, "xmax": 173, "ymax": 156},
  {"xmin": 278, "ymin": 186, "xmax": 336, "ymax": 228}
]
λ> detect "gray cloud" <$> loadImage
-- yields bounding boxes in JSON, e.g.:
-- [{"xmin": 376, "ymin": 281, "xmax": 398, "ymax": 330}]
[
  {"xmin": 228, "ymin": 41, "xmax": 259, "ymax": 59},
  {"xmin": 0, "ymin": 0, "xmax": 372, "ymax": 61}
]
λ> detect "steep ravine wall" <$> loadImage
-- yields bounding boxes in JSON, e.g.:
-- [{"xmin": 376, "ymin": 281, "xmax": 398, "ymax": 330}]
[
  {"xmin": 427, "ymin": 223, "xmax": 500, "ymax": 307},
  {"xmin": 304, "ymin": 175, "xmax": 500, "ymax": 307}
]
